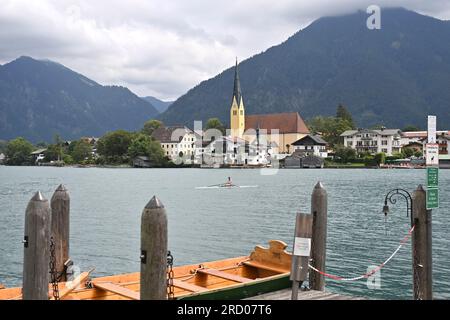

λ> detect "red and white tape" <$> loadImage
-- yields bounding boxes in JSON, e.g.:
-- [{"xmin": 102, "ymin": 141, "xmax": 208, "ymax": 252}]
[{"xmin": 308, "ymin": 225, "xmax": 415, "ymax": 282}]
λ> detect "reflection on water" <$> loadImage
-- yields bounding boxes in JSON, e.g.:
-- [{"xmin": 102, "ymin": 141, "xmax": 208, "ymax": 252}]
[{"xmin": 0, "ymin": 166, "xmax": 449, "ymax": 299}]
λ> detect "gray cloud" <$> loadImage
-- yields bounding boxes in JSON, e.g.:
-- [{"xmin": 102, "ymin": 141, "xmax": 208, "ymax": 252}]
[{"xmin": 0, "ymin": 0, "xmax": 449, "ymax": 100}]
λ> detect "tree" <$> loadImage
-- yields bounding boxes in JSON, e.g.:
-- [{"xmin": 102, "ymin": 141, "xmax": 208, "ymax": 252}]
[
  {"xmin": 334, "ymin": 145, "xmax": 357, "ymax": 163},
  {"xmin": 45, "ymin": 144, "xmax": 64, "ymax": 162},
  {"xmin": 5, "ymin": 137, "xmax": 34, "ymax": 165},
  {"xmin": 402, "ymin": 148, "xmax": 415, "ymax": 158},
  {"xmin": 128, "ymin": 134, "xmax": 166, "ymax": 166},
  {"xmin": 205, "ymin": 118, "xmax": 226, "ymax": 135},
  {"xmin": 308, "ymin": 116, "xmax": 353, "ymax": 147},
  {"xmin": 336, "ymin": 104, "xmax": 355, "ymax": 129},
  {"xmin": 402, "ymin": 125, "xmax": 421, "ymax": 132},
  {"xmin": 70, "ymin": 140, "xmax": 93, "ymax": 163},
  {"xmin": 142, "ymin": 120, "xmax": 163, "ymax": 136},
  {"xmin": 0, "ymin": 140, "xmax": 7, "ymax": 154},
  {"xmin": 374, "ymin": 152, "xmax": 386, "ymax": 166},
  {"xmin": 97, "ymin": 130, "xmax": 133, "ymax": 163}
]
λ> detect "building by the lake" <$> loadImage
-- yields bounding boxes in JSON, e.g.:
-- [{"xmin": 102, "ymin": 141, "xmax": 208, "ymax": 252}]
[
  {"xmin": 152, "ymin": 126, "xmax": 198, "ymax": 164},
  {"xmin": 341, "ymin": 128, "xmax": 402, "ymax": 156}
]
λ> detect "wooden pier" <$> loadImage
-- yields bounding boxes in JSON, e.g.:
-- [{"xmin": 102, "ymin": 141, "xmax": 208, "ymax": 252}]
[{"xmin": 246, "ymin": 289, "xmax": 365, "ymax": 300}]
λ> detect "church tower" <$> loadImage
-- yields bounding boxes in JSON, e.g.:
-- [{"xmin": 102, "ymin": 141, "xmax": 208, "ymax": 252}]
[{"xmin": 230, "ymin": 59, "xmax": 245, "ymax": 139}]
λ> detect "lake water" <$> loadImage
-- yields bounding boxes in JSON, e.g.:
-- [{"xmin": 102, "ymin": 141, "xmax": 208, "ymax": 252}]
[{"xmin": 0, "ymin": 166, "xmax": 449, "ymax": 299}]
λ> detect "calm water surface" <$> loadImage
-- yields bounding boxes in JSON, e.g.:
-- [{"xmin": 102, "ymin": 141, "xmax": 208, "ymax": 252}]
[{"xmin": 0, "ymin": 166, "xmax": 449, "ymax": 299}]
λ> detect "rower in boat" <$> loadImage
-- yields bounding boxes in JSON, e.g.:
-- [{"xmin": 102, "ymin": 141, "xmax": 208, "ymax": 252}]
[{"xmin": 224, "ymin": 177, "xmax": 233, "ymax": 187}]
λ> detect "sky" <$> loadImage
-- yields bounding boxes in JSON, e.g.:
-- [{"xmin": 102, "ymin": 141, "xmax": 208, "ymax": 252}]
[{"xmin": 1, "ymin": 0, "xmax": 449, "ymax": 101}]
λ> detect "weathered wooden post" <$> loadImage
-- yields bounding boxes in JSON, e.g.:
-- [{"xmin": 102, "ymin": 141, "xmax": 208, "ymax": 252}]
[
  {"xmin": 140, "ymin": 196, "xmax": 168, "ymax": 300},
  {"xmin": 412, "ymin": 185, "xmax": 432, "ymax": 300},
  {"xmin": 309, "ymin": 181, "xmax": 328, "ymax": 291},
  {"xmin": 50, "ymin": 184, "xmax": 70, "ymax": 282},
  {"xmin": 291, "ymin": 213, "xmax": 313, "ymax": 300},
  {"xmin": 23, "ymin": 191, "xmax": 51, "ymax": 300}
]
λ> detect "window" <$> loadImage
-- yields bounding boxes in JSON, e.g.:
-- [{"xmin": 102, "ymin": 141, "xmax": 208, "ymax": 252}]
[
  {"xmin": 382, "ymin": 140, "xmax": 388, "ymax": 145},
  {"xmin": 347, "ymin": 141, "xmax": 353, "ymax": 147},
  {"xmin": 382, "ymin": 148, "xmax": 388, "ymax": 153},
  {"xmin": 233, "ymin": 110, "xmax": 237, "ymax": 116},
  {"xmin": 240, "ymin": 110, "xmax": 243, "ymax": 115}
]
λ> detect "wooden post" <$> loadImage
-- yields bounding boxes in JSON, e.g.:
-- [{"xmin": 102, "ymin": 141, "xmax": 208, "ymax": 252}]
[
  {"xmin": 23, "ymin": 191, "xmax": 51, "ymax": 300},
  {"xmin": 291, "ymin": 213, "xmax": 313, "ymax": 300},
  {"xmin": 140, "ymin": 196, "xmax": 168, "ymax": 300},
  {"xmin": 309, "ymin": 181, "xmax": 328, "ymax": 291},
  {"xmin": 412, "ymin": 185, "xmax": 432, "ymax": 300},
  {"xmin": 50, "ymin": 184, "xmax": 70, "ymax": 282}
]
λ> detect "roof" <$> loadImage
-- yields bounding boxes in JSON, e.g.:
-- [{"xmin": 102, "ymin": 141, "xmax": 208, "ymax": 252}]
[
  {"xmin": 341, "ymin": 129, "xmax": 401, "ymax": 137},
  {"xmin": 292, "ymin": 135, "xmax": 327, "ymax": 146},
  {"xmin": 245, "ymin": 112, "xmax": 310, "ymax": 134},
  {"xmin": 30, "ymin": 148, "xmax": 47, "ymax": 155},
  {"xmin": 419, "ymin": 133, "xmax": 450, "ymax": 142},
  {"xmin": 232, "ymin": 59, "xmax": 242, "ymax": 106},
  {"xmin": 402, "ymin": 131, "xmax": 450, "ymax": 138},
  {"xmin": 152, "ymin": 126, "xmax": 193, "ymax": 143}
]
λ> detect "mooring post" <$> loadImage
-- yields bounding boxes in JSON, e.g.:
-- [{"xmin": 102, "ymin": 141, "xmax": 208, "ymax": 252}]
[
  {"xmin": 309, "ymin": 181, "xmax": 328, "ymax": 291},
  {"xmin": 23, "ymin": 191, "xmax": 51, "ymax": 300},
  {"xmin": 412, "ymin": 185, "xmax": 432, "ymax": 300},
  {"xmin": 291, "ymin": 213, "xmax": 313, "ymax": 300},
  {"xmin": 140, "ymin": 196, "xmax": 168, "ymax": 300},
  {"xmin": 50, "ymin": 184, "xmax": 70, "ymax": 282}
]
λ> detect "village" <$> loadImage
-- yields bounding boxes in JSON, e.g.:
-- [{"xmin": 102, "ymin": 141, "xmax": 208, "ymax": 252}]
[{"xmin": 1, "ymin": 61, "xmax": 449, "ymax": 170}]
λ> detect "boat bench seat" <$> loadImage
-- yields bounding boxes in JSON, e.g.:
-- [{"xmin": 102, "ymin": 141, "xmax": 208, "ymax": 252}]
[
  {"xmin": 243, "ymin": 261, "xmax": 289, "ymax": 274},
  {"xmin": 92, "ymin": 281, "xmax": 140, "ymax": 300},
  {"xmin": 172, "ymin": 279, "xmax": 208, "ymax": 293},
  {"xmin": 197, "ymin": 268, "xmax": 252, "ymax": 283}
]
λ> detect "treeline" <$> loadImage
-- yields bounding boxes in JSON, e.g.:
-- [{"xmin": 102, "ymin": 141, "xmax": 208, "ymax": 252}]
[{"xmin": 0, "ymin": 120, "xmax": 168, "ymax": 167}]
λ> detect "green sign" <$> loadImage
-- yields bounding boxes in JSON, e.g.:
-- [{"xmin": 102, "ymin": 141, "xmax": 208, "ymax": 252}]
[
  {"xmin": 427, "ymin": 188, "xmax": 439, "ymax": 209},
  {"xmin": 427, "ymin": 167, "xmax": 439, "ymax": 188}
]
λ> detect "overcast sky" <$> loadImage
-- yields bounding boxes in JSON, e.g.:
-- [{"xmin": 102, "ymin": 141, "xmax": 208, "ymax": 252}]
[{"xmin": 1, "ymin": 0, "xmax": 449, "ymax": 100}]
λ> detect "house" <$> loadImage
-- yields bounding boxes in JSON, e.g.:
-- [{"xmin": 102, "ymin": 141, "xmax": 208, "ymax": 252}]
[
  {"xmin": 402, "ymin": 141, "xmax": 423, "ymax": 154},
  {"xmin": 340, "ymin": 128, "xmax": 402, "ymax": 156},
  {"xmin": 284, "ymin": 150, "xmax": 324, "ymax": 168},
  {"xmin": 291, "ymin": 135, "xmax": 328, "ymax": 158},
  {"xmin": 152, "ymin": 126, "xmax": 197, "ymax": 164},
  {"xmin": 0, "ymin": 153, "xmax": 5, "ymax": 165},
  {"xmin": 200, "ymin": 135, "xmax": 269, "ymax": 167},
  {"xmin": 229, "ymin": 60, "xmax": 310, "ymax": 154},
  {"xmin": 30, "ymin": 149, "xmax": 47, "ymax": 164}
]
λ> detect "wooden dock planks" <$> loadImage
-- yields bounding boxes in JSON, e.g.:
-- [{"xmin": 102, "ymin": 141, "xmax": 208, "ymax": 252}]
[{"xmin": 245, "ymin": 289, "xmax": 365, "ymax": 300}]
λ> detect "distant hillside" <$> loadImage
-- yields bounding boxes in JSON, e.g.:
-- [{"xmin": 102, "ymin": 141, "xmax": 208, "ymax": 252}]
[
  {"xmin": 0, "ymin": 56, "xmax": 159, "ymax": 142},
  {"xmin": 160, "ymin": 8, "xmax": 450, "ymax": 129},
  {"xmin": 142, "ymin": 96, "xmax": 173, "ymax": 114}
]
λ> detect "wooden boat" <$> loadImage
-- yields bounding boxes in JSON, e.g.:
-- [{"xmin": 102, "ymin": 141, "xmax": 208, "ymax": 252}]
[{"xmin": 0, "ymin": 240, "xmax": 292, "ymax": 300}]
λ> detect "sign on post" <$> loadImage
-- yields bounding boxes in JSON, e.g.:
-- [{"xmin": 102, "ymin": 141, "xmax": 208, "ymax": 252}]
[
  {"xmin": 290, "ymin": 213, "xmax": 312, "ymax": 300},
  {"xmin": 427, "ymin": 188, "xmax": 439, "ymax": 209},
  {"xmin": 427, "ymin": 167, "xmax": 439, "ymax": 188},
  {"xmin": 425, "ymin": 144, "xmax": 439, "ymax": 166},
  {"xmin": 426, "ymin": 115, "xmax": 439, "ymax": 210}
]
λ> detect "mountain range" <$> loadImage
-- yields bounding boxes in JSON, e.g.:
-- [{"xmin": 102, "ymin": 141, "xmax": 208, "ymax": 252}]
[
  {"xmin": 159, "ymin": 8, "xmax": 450, "ymax": 130},
  {"xmin": 1, "ymin": 8, "xmax": 450, "ymax": 143},
  {"xmin": 0, "ymin": 56, "xmax": 158, "ymax": 142}
]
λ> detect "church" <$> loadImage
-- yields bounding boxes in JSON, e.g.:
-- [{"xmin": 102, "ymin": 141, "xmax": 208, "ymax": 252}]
[{"xmin": 229, "ymin": 60, "xmax": 310, "ymax": 154}]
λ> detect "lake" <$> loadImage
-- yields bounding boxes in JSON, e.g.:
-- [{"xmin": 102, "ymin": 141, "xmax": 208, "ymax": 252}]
[{"xmin": 0, "ymin": 166, "xmax": 448, "ymax": 299}]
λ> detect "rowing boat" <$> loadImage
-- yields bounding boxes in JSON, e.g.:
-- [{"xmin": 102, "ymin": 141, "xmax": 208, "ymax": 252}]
[
  {"xmin": 0, "ymin": 240, "xmax": 292, "ymax": 300},
  {"xmin": 195, "ymin": 184, "xmax": 258, "ymax": 189}
]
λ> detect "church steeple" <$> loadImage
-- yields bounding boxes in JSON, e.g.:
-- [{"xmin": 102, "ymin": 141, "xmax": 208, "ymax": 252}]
[
  {"xmin": 230, "ymin": 58, "xmax": 245, "ymax": 138},
  {"xmin": 232, "ymin": 58, "xmax": 242, "ymax": 106}
]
